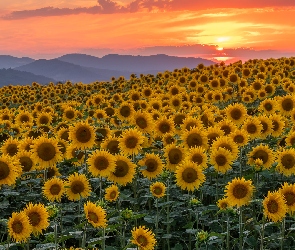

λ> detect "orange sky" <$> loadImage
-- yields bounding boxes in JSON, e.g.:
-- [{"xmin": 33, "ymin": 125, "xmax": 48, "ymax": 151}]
[{"xmin": 0, "ymin": 0, "xmax": 295, "ymax": 62}]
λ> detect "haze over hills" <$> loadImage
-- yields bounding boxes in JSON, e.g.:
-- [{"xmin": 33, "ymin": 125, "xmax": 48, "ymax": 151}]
[
  {"xmin": 0, "ymin": 68, "xmax": 55, "ymax": 86},
  {"xmin": 0, "ymin": 53, "xmax": 215, "ymax": 84}
]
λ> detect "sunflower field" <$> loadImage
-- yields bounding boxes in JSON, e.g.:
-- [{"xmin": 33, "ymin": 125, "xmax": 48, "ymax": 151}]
[{"xmin": 1, "ymin": 57, "xmax": 295, "ymax": 250}]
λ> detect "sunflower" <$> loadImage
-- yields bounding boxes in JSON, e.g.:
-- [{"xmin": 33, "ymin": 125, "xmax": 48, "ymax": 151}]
[
  {"xmin": 1, "ymin": 137, "xmax": 20, "ymax": 157},
  {"xmin": 8, "ymin": 212, "xmax": 32, "ymax": 243},
  {"xmin": 185, "ymin": 146, "xmax": 208, "ymax": 169},
  {"xmin": 84, "ymin": 201, "xmax": 107, "ymax": 228},
  {"xmin": 269, "ymin": 114, "xmax": 285, "ymax": 137},
  {"xmin": 23, "ymin": 203, "xmax": 49, "ymax": 235},
  {"xmin": 277, "ymin": 95, "xmax": 295, "ymax": 116},
  {"xmin": 35, "ymin": 112, "xmax": 52, "ymax": 127},
  {"xmin": 263, "ymin": 191, "xmax": 287, "ymax": 222},
  {"xmin": 211, "ymin": 136, "xmax": 239, "ymax": 159},
  {"xmin": 108, "ymin": 155, "xmax": 136, "ymax": 186},
  {"xmin": 69, "ymin": 121, "xmax": 96, "ymax": 149},
  {"xmin": 164, "ymin": 143, "xmax": 185, "ymax": 171},
  {"xmin": 248, "ymin": 143, "xmax": 274, "ymax": 168},
  {"xmin": 0, "ymin": 154, "xmax": 22, "ymax": 186},
  {"xmin": 43, "ymin": 177, "xmax": 65, "ymax": 202},
  {"xmin": 57, "ymin": 127, "xmax": 69, "ymax": 141},
  {"xmin": 150, "ymin": 182, "xmax": 166, "ymax": 198},
  {"xmin": 279, "ymin": 183, "xmax": 295, "ymax": 214},
  {"xmin": 132, "ymin": 111, "xmax": 154, "ymax": 133},
  {"xmin": 242, "ymin": 117, "xmax": 263, "ymax": 140},
  {"xmin": 162, "ymin": 133, "xmax": 176, "ymax": 146},
  {"xmin": 217, "ymin": 119, "xmax": 237, "ymax": 136},
  {"xmin": 257, "ymin": 115, "xmax": 273, "ymax": 139},
  {"xmin": 31, "ymin": 136, "xmax": 62, "ymax": 169},
  {"xmin": 62, "ymin": 106, "xmax": 77, "ymax": 121},
  {"xmin": 225, "ymin": 103, "xmax": 247, "ymax": 125},
  {"xmin": 181, "ymin": 127, "xmax": 208, "ymax": 149},
  {"xmin": 217, "ymin": 197, "xmax": 231, "ymax": 210},
  {"xmin": 258, "ymin": 99, "xmax": 277, "ymax": 115},
  {"xmin": 46, "ymin": 165, "xmax": 61, "ymax": 178},
  {"xmin": 15, "ymin": 150, "xmax": 36, "ymax": 172},
  {"xmin": 15, "ymin": 110, "xmax": 34, "ymax": 127},
  {"xmin": 131, "ymin": 226, "xmax": 156, "ymax": 250},
  {"xmin": 101, "ymin": 136, "xmax": 120, "ymax": 155},
  {"xmin": 116, "ymin": 101, "xmax": 134, "ymax": 121},
  {"xmin": 118, "ymin": 128, "xmax": 145, "ymax": 156},
  {"xmin": 206, "ymin": 126, "xmax": 224, "ymax": 147},
  {"xmin": 138, "ymin": 153, "xmax": 163, "ymax": 180},
  {"xmin": 87, "ymin": 150, "xmax": 116, "ymax": 177},
  {"xmin": 154, "ymin": 116, "xmax": 175, "ymax": 137},
  {"xmin": 65, "ymin": 144, "xmax": 85, "ymax": 166},
  {"xmin": 65, "ymin": 173, "xmax": 92, "ymax": 201},
  {"xmin": 181, "ymin": 116, "xmax": 203, "ymax": 131},
  {"xmin": 285, "ymin": 131, "xmax": 295, "ymax": 147},
  {"xmin": 175, "ymin": 160, "xmax": 205, "ymax": 191},
  {"xmin": 225, "ymin": 177, "xmax": 254, "ymax": 207},
  {"xmin": 210, "ymin": 147, "xmax": 234, "ymax": 174},
  {"xmin": 105, "ymin": 184, "xmax": 120, "ymax": 202},
  {"xmin": 276, "ymin": 148, "xmax": 295, "ymax": 176}
]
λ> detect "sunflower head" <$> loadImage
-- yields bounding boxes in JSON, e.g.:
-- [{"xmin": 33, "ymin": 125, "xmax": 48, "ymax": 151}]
[
  {"xmin": 263, "ymin": 191, "xmax": 287, "ymax": 222},
  {"xmin": 69, "ymin": 121, "xmax": 96, "ymax": 149},
  {"xmin": 131, "ymin": 226, "xmax": 157, "ymax": 250},
  {"xmin": 8, "ymin": 212, "xmax": 32, "ymax": 243},
  {"xmin": 105, "ymin": 184, "xmax": 120, "ymax": 202},
  {"xmin": 150, "ymin": 182, "xmax": 166, "ymax": 198}
]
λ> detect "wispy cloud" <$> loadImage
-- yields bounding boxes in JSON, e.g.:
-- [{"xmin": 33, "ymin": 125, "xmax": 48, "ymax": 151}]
[{"xmin": 2, "ymin": 0, "xmax": 295, "ymax": 19}]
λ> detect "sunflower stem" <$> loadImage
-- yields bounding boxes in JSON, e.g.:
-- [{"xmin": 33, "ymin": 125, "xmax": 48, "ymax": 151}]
[
  {"xmin": 84, "ymin": 149, "xmax": 88, "ymax": 177},
  {"xmin": 6, "ymin": 234, "xmax": 10, "ymax": 250},
  {"xmin": 54, "ymin": 220, "xmax": 58, "ymax": 250},
  {"xmin": 188, "ymin": 194, "xmax": 192, "ymax": 250},
  {"xmin": 59, "ymin": 205, "xmax": 65, "ymax": 248},
  {"xmin": 239, "ymin": 207, "xmax": 243, "ymax": 250},
  {"xmin": 100, "ymin": 176, "xmax": 103, "ymax": 200},
  {"xmin": 226, "ymin": 212, "xmax": 230, "ymax": 250},
  {"xmin": 102, "ymin": 227, "xmax": 106, "ymax": 250},
  {"xmin": 281, "ymin": 217, "xmax": 285, "ymax": 250},
  {"xmin": 260, "ymin": 217, "xmax": 265, "ymax": 250},
  {"xmin": 155, "ymin": 198, "xmax": 159, "ymax": 249},
  {"xmin": 82, "ymin": 221, "xmax": 87, "ymax": 248}
]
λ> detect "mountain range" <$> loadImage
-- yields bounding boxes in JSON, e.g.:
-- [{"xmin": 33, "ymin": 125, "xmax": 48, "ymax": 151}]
[{"xmin": 0, "ymin": 53, "xmax": 215, "ymax": 85}]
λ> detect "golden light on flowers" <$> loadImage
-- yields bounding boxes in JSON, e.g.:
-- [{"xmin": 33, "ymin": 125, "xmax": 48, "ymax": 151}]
[
  {"xmin": 247, "ymin": 144, "xmax": 275, "ymax": 170},
  {"xmin": 276, "ymin": 148, "xmax": 295, "ymax": 176},
  {"xmin": 108, "ymin": 155, "xmax": 136, "ymax": 186},
  {"xmin": 42, "ymin": 177, "xmax": 65, "ymax": 202},
  {"xmin": 185, "ymin": 146, "xmax": 208, "ymax": 169},
  {"xmin": 277, "ymin": 94, "xmax": 295, "ymax": 116},
  {"xmin": 225, "ymin": 177, "xmax": 254, "ymax": 207},
  {"xmin": 116, "ymin": 101, "xmax": 134, "ymax": 120},
  {"xmin": 84, "ymin": 201, "xmax": 107, "ymax": 228},
  {"xmin": 0, "ymin": 154, "xmax": 22, "ymax": 186},
  {"xmin": 210, "ymin": 147, "xmax": 234, "ymax": 174},
  {"xmin": 31, "ymin": 136, "xmax": 62, "ymax": 169},
  {"xmin": 8, "ymin": 212, "xmax": 32, "ymax": 243},
  {"xmin": 87, "ymin": 150, "xmax": 116, "ymax": 177},
  {"xmin": 138, "ymin": 153, "xmax": 163, "ymax": 179},
  {"xmin": 65, "ymin": 173, "xmax": 91, "ymax": 201},
  {"xmin": 118, "ymin": 128, "xmax": 145, "ymax": 156},
  {"xmin": 269, "ymin": 114, "xmax": 285, "ymax": 137},
  {"xmin": 181, "ymin": 127, "xmax": 208, "ymax": 149},
  {"xmin": 263, "ymin": 191, "xmax": 287, "ymax": 222},
  {"xmin": 101, "ymin": 136, "xmax": 120, "ymax": 155},
  {"xmin": 150, "ymin": 182, "xmax": 166, "ymax": 198},
  {"xmin": 105, "ymin": 184, "xmax": 120, "ymax": 202},
  {"xmin": 279, "ymin": 183, "xmax": 295, "ymax": 214},
  {"xmin": 15, "ymin": 110, "xmax": 33, "ymax": 127},
  {"xmin": 225, "ymin": 103, "xmax": 247, "ymax": 125},
  {"xmin": 69, "ymin": 121, "xmax": 96, "ymax": 149},
  {"xmin": 131, "ymin": 226, "xmax": 156, "ymax": 250},
  {"xmin": 175, "ymin": 160, "xmax": 205, "ymax": 191},
  {"xmin": 23, "ymin": 203, "xmax": 49, "ymax": 235}
]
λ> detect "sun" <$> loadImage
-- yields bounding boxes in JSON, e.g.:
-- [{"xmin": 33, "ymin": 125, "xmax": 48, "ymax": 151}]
[
  {"xmin": 216, "ymin": 37, "xmax": 230, "ymax": 43},
  {"xmin": 217, "ymin": 47, "xmax": 223, "ymax": 51}
]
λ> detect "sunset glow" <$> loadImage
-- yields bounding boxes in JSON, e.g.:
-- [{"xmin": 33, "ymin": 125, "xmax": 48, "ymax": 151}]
[{"xmin": 0, "ymin": 1, "xmax": 294, "ymax": 62}]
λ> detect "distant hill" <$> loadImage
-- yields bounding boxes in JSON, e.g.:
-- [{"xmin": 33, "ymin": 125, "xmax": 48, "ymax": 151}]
[
  {"xmin": 0, "ymin": 68, "xmax": 55, "ymax": 86},
  {"xmin": 0, "ymin": 55, "xmax": 35, "ymax": 69},
  {"xmin": 15, "ymin": 59, "xmax": 133, "ymax": 83},
  {"xmin": 0, "ymin": 53, "xmax": 215, "ymax": 85},
  {"xmin": 58, "ymin": 53, "xmax": 214, "ymax": 72}
]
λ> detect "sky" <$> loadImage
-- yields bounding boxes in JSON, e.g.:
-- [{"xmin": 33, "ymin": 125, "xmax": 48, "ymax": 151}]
[{"xmin": 0, "ymin": 0, "xmax": 295, "ymax": 63}]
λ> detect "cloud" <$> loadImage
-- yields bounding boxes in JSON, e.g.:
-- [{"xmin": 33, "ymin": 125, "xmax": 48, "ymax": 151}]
[{"xmin": 3, "ymin": 0, "xmax": 295, "ymax": 19}]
